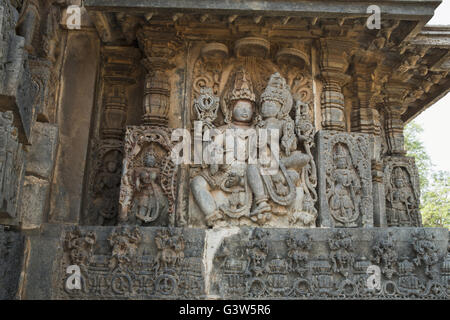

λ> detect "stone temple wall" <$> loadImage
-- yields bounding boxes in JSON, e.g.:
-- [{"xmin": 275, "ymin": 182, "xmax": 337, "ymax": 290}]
[
  {"xmin": 0, "ymin": 0, "xmax": 449, "ymax": 300},
  {"xmin": 14, "ymin": 225, "xmax": 449, "ymax": 300}
]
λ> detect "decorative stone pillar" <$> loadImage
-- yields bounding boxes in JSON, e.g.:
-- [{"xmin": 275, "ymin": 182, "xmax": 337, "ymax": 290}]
[
  {"xmin": 382, "ymin": 81, "xmax": 422, "ymax": 227},
  {"xmin": 316, "ymin": 41, "xmax": 374, "ymax": 228},
  {"xmin": 116, "ymin": 30, "xmax": 181, "ymax": 226},
  {"xmin": 138, "ymin": 32, "xmax": 180, "ymax": 126},
  {"xmin": 101, "ymin": 47, "xmax": 139, "ymax": 139},
  {"xmin": 384, "ymin": 81, "xmax": 409, "ymax": 156},
  {"xmin": 318, "ymin": 39, "xmax": 353, "ymax": 131},
  {"xmin": 351, "ymin": 62, "xmax": 386, "ymax": 227},
  {"xmin": 101, "ymin": 84, "xmax": 128, "ymax": 139},
  {"xmin": 0, "ymin": 0, "xmax": 36, "ymax": 144}
]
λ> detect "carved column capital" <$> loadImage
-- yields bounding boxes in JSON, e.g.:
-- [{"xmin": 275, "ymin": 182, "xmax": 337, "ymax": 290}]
[
  {"xmin": 318, "ymin": 38, "xmax": 355, "ymax": 132},
  {"xmin": 102, "ymin": 46, "xmax": 141, "ymax": 84},
  {"xmin": 137, "ymin": 29, "xmax": 182, "ymax": 126},
  {"xmin": 100, "ymin": 46, "xmax": 140, "ymax": 140},
  {"xmin": 318, "ymin": 38, "xmax": 354, "ymax": 73},
  {"xmin": 351, "ymin": 61, "xmax": 381, "ymax": 135},
  {"xmin": 383, "ymin": 81, "xmax": 410, "ymax": 156},
  {"xmin": 384, "ymin": 81, "xmax": 410, "ymax": 110}
]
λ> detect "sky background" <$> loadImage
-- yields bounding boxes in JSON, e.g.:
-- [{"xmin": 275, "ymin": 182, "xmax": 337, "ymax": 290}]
[{"xmin": 412, "ymin": 0, "xmax": 450, "ymax": 172}]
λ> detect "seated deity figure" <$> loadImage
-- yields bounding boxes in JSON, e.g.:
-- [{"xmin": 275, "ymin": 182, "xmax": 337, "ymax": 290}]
[
  {"xmin": 249, "ymin": 72, "xmax": 310, "ymax": 223},
  {"xmin": 191, "ymin": 69, "xmax": 311, "ymax": 226},
  {"xmin": 328, "ymin": 144, "xmax": 361, "ymax": 227},
  {"xmin": 130, "ymin": 152, "xmax": 168, "ymax": 224},
  {"xmin": 387, "ymin": 167, "xmax": 418, "ymax": 226},
  {"xmin": 191, "ymin": 69, "xmax": 257, "ymax": 227}
]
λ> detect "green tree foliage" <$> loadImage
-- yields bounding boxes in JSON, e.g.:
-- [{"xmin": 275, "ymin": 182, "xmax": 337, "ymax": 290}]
[
  {"xmin": 404, "ymin": 121, "xmax": 432, "ymax": 191},
  {"xmin": 404, "ymin": 121, "xmax": 450, "ymax": 228},
  {"xmin": 421, "ymin": 171, "xmax": 450, "ymax": 228}
]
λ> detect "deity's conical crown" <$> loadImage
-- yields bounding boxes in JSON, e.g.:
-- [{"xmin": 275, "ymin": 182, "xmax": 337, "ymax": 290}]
[
  {"xmin": 229, "ymin": 69, "xmax": 256, "ymax": 103},
  {"xmin": 261, "ymin": 72, "xmax": 290, "ymax": 106},
  {"xmin": 333, "ymin": 144, "xmax": 348, "ymax": 161},
  {"xmin": 393, "ymin": 167, "xmax": 405, "ymax": 180}
]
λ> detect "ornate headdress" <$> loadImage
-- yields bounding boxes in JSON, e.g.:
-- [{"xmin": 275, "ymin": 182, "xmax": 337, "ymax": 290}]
[
  {"xmin": 229, "ymin": 68, "xmax": 256, "ymax": 103},
  {"xmin": 222, "ymin": 68, "xmax": 256, "ymax": 123},
  {"xmin": 143, "ymin": 152, "xmax": 157, "ymax": 167},
  {"xmin": 194, "ymin": 87, "xmax": 220, "ymax": 123},
  {"xmin": 333, "ymin": 144, "xmax": 349, "ymax": 163},
  {"xmin": 393, "ymin": 167, "xmax": 406, "ymax": 182},
  {"xmin": 260, "ymin": 72, "xmax": 293, "ymax": 117}
]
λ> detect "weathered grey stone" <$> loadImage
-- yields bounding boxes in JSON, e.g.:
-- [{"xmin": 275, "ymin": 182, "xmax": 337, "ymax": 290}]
[
  {"xmin": 84, "ymin": 0, "xmax": 439, "ymax": 19},
  {"xmin": 18, "ymin": 225, "xmax": 450, "ymax": 300},
  {"xmin": 49, "ymin": 31, "xmax": 100, "ymax": 224},
  {"xmin": 0, "ymin": 0, "xmax": 36, "ymax": 144},
  {"xmin": 1, "ymin": 0, "xmax": 450, "ymax": 302},
  {"xmin": 209, "ymin": 227, "xmax": 449, "ymax": 299},
  {"xmin": 0, "ymin": 226, "xmax": 25, "ymax": 299},
  {"xmin": 0, "ymin": 111, "xmax": 25, "ymax": 222},
  {"xmin": 28, "ymin": 58, "xmax": 52, "ymax": 122},
  {"xmin": 20, "ymin": 175, "xmax": 50, "ymax": 229},
  {"xmin": 25, "ymin": 121, "xmax": 59, "ymax": 179},
  {"xmin": 52, "ymin": 225, "xmax": 206, "ymax": 299},
  {"xmin": 384, "ymin": 155, "xmax": 422, "ymax": 227},
  {"xmin": 316, "ymin": 130, "xmax": 374, "ymax": 228}
]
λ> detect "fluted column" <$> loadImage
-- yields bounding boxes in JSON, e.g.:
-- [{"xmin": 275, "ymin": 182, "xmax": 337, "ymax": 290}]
[{"xmin": 350, "ymin": 61, "xmax": 387, "ymax": 226}]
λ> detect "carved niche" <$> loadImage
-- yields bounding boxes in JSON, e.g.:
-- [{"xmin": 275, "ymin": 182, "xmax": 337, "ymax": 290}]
[
  {"xmin": 384, "ymin": 156, "xmax": 422, "ymax": 227},
  {"xmin": 83, "ymin": 47, "xmax": 140, "ymax": 226},
  {"xmin": 118, "ymin": 127, "xmax": 177, "ymax": 226},
  {"xmin": 188, "ymin": 40, "xmax": 316, "ymax": 228},
  {"xmin": 317, "ymin": 131, "xmax": 373, "ymax": 228}
]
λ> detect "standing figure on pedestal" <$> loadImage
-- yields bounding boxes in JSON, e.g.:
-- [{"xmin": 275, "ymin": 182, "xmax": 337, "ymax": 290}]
[
  {"xmin": 328, "ymin": 144, "xmax": 361, "ymax": 227},
  {"xmin": 251, "ymin": 72, "xmax": 310, "ymax": 223},
  {"xmin": 94, "ymin": 151, "xmax": 121, "ymax": 225},
  {"xmin": 386, "ymin": 167, "xmax": 419, "ymax": 226},
  {"xmin": 130, "ymin": 152, "xmax": 168, "ymax": 224}
]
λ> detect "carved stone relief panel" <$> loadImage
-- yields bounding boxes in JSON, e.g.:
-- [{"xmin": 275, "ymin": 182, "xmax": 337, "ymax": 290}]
[
  {"xmin": 187, "ymin": 40, "xmax": 316, "ymax": 229},
  {"xmin": 189, "ymin": 70, "xmax": 316, "ymax": 228},
  {"xmin": 119, "ymin": 126, "xmax": 177, "ymax": 226},
  {"xmin": 317, "ymin": 130, "xmax": 373, "ymax": 228},
  {"xmin": 12, "ymin": 225, "xmax": 447, "ymax": 299},
  {"xmin": 58, "ymin": 226, "xmax": 205, "ymax": 299},
  {"xmin": 384, "ymin": 156, "xmax": 422, "ymax": 227},
  {"xmin": 209, "ymin": 227, "xmax": 448, "ymax": 299},
  {"xmin": 85, "ymin": 139, "xmax": 124, "ymax": 226}
]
